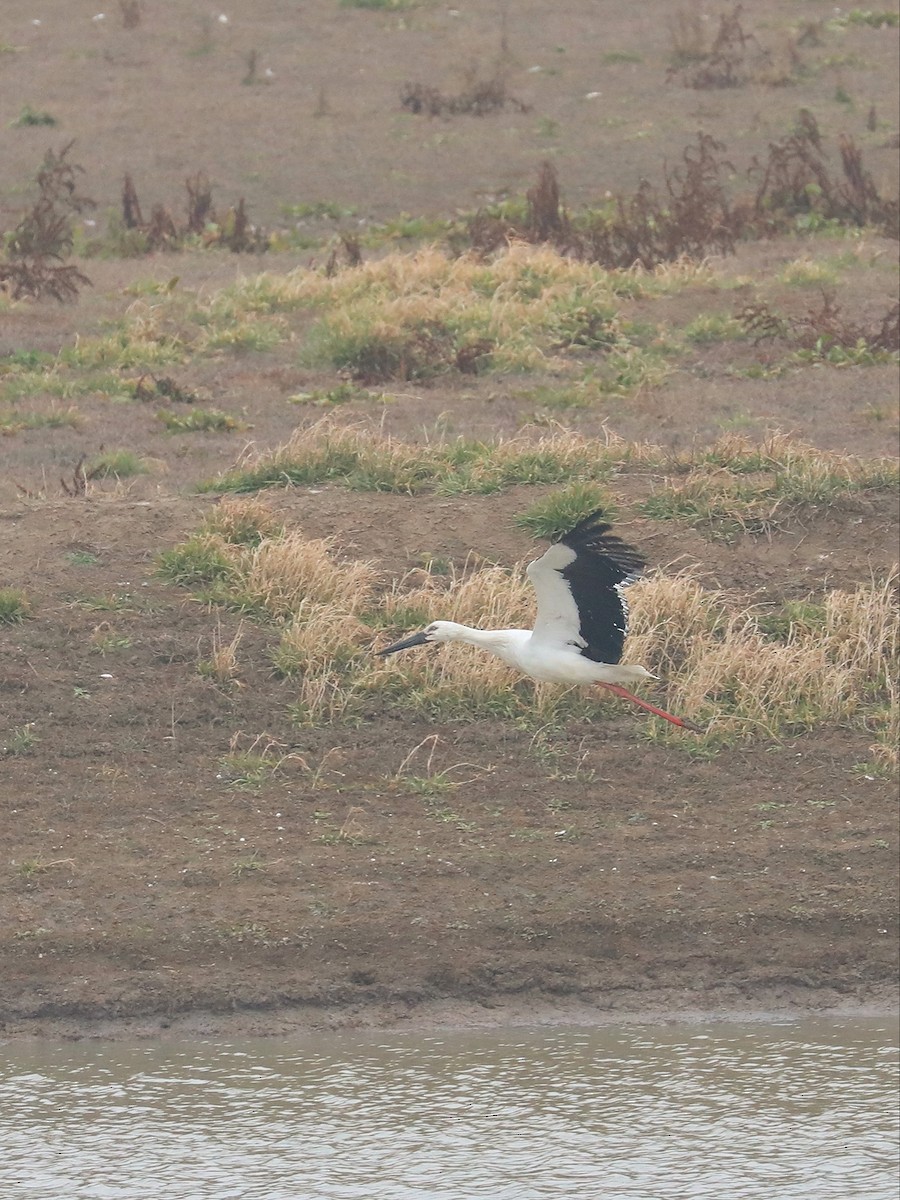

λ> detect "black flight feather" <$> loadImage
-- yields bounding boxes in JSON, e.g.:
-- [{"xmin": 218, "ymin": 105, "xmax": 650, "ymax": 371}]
[{"xmin": 554, "ymin": 511, "xmax": 646, "ymax": 665}]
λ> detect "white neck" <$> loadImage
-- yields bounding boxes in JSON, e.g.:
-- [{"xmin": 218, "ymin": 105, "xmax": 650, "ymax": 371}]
[{"xmin": 435, "ymin": 622, "xmax": 526, "ymax": 665}]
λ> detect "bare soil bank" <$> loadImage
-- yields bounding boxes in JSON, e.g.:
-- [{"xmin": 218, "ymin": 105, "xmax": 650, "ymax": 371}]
[{"xmin": 1, "ymin": 1, "xmax": 898, "ymax": 1040}]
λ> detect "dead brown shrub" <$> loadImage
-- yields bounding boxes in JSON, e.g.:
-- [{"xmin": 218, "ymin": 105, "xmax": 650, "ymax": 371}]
[
  {"xmin": 668, "ymin": 4, "xmax": 763, "ymax": 88},
  {"xmin": 749, "ymin": 111, "xmax": 899, "ymax": 234},
  {"xmin": 59, "ymin": 455, "xmax": 89, "ymax": 498},
  {"xmin": 117, "ymin": 175, "xmax": 268, "ymax": 253},
  {"xmin": 667, "ymin": 4, "xmax": 802, "ymax": 90},
  {"xmin": 401, "ymin": 69, "xmax": 529, "ymax": 117},
  {"xmin": 0, "ymin": 143, "xmax": 94, "ymax": 302},
  {"xmin": 468, "ymin": 139, "xmax": 738, "ymax": 269},
  {"xmin": 462, "ymin": 114, "xmax": 897, "ymax": 270},
  {"xmin": 739, "ymin": 292, "xmax": 900, "ymax": 353},
  {"xmin": 323, "ymin": 232, "xmax": 364, "ymax": 277}
]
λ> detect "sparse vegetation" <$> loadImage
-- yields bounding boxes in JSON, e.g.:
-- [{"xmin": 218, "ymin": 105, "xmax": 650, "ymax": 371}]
[
  {"xmin": 0, "ymin": 587, "xmax": 32, "ymax": 624},
  {"xmin": 2, "ymin": 724, "xmax": 37, "ymax": 756},
  {"xmin": 197, "ymin": 621, "xmax": 244, "ymax": 685}
]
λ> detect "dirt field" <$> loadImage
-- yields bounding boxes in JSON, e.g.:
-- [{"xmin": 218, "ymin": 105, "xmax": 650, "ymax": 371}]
[{"xmin": 1, "ymin": 0, "xmax": 898, "ymax": 1039}]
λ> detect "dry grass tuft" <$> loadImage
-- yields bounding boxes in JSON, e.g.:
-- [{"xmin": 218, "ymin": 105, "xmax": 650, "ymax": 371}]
[
  {"xmin": 273, "ymin": 607, "xmax": 370, "ymax": 677},
  {"xmin": 640, "ymin": 431, "xmax": 898, "ymax": 534},
  {"xmin": 203, "ymin": 497, "xmax": 284, "ymax": 545},
  {"xmin": 287, "ymin": 661, "xmax": 367, "ymax": 727},
  {"xmin": 198, "ymin": 621, "xmax": 244, "ymax": 685},
  {"xmin": 240, "ymin": 532, "xmax": 377, "ymax": 619},
  {"xmin": 208, "ymin": 418, "xmax": 627, "ymax": 497},
  {"xmin": 629, "ymin": 568, "xmax": 899, "ymax": 743}
]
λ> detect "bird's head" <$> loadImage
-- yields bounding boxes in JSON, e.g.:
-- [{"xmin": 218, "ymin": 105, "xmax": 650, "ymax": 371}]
[{"xmin": 377, "ymin": 620, "xmax": 461, "ymax": 657}]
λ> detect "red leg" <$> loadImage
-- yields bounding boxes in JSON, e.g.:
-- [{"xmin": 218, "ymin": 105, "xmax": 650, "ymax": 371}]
[{"xmin": 597, "ymin": 682, "xmax": 703, "ymax": 733}]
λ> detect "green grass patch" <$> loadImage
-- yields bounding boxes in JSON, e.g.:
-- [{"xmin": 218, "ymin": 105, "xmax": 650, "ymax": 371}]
[
  {"xmin": 12, "ymin": 104, "xmax": 57, "ymax": 127},
  {"xmin": 281, "ymin": 200, "xmax": 357, "ymax": 221},
  {"xmin": 601, "ymin": 50, "xmax": 644, "ymax": 64},
  {"xmin": 757, "ymin": 600, "xmax": 829, "ymax": 642},
  {"xmin": 203, "ymin": 426, "xmax": 619, "ymax": 498},
  {"xmin": 2, "ymin": 367, "xmax": 133, "ymax": 403},
  {"xmin": 832, "ymin": 9, "xmax": 899, "ymax": 27},
  {"xmin": 515, "ymin": 484, "xmax": 617, "ymax": 540},
  {"xmin": 683, "ymin": 313, "xmax": 746, "ymax": 344},
  {"xmin": 0, "ymin": 405, "xmax": 80, "ymax": 435},
  {"xmin": 339, "ymin": 0, "xmax": 422, "ymax": 9},
  {"xmin": 88, "ymin": 450, "xmax": 149, "ymax": 479},
  {"xmin": 157, "ymin": 407, "xmax": 243, "ymax": 433},
  {"xmin": 157, "ymin": 534, "xmax": 239, "ymax": 588},
  {"xmin": 61, "ymin": 329, "xmax": 185, "ymax": 371},
  {"xmin": 639, "ymin": 446, "xmax": 899, "ymax": 537}
]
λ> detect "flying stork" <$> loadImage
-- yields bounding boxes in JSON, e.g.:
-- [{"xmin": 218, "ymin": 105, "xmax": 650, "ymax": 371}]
[{"xmin": 377, "ymin": 510, "xmax": 700, "ymax": 732}]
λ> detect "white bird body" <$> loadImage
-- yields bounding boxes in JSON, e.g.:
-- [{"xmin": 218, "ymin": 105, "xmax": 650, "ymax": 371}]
[
  {"xmin": 378, "ymin": 511, "xmax": 699, "ymax": 731},
  {"xmin": 422, "ymin": 620, "xmax": 653, "ymax": 687}
]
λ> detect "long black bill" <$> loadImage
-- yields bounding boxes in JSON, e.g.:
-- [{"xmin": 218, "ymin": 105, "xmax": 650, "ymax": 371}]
[{"xmin": 377, "ymin": 630, "xmax": 429, "ymax": 656}]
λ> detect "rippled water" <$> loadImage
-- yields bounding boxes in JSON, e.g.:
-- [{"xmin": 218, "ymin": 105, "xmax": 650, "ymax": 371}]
[{"xmin": 1, "ymin": 1017, "xmax": 897, "ymax": 1199}]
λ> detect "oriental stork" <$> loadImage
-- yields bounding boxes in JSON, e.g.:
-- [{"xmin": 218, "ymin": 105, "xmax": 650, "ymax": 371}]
[{"xmin": 377, "ymin": 510, "xmax": 700, "ymax": 732}]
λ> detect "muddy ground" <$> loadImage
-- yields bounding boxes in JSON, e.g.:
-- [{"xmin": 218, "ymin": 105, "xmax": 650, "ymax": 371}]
[{"xmin": 1, "ymin": 0, "xmax": 898, "ymax": 1038}]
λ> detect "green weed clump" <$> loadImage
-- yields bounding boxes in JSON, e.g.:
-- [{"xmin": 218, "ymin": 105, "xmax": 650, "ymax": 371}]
[
  {"xmin": 12, "ymin": 105, "xmax": 57, "ymax": 127},
  {"xmin": 0, "ymin": 405, "xmax": 80, "ymax": 435},
  {"xmin": 87, "ymin": 450, "xmax": 148, "ymax": 479},
  {"xmin": 157, "ymin": 407, "xmax": 243, "ymax": 433},
  {"xmin": 157, "ymin": 534, "xmax": 239, "ymax": 588},
  {"xmin": 515, "ymin": 484, "xmax": 617, "ymax": 540}
]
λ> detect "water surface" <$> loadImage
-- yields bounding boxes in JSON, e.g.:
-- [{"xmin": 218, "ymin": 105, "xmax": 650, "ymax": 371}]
[{"xmin": 2, "ymin": 1017, "xmax": 897, "ymax": 1199}]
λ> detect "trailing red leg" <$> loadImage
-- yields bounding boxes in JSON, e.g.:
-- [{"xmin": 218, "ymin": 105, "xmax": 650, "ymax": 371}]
[{"xmin": 598, "ymin": 682, "xmax": 702, "ymax": 733}]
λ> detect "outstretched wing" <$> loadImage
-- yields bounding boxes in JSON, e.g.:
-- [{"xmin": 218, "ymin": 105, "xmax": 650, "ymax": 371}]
[{"xmin": 526, "ymin": 512, "xmax": 645, "ymax": 665}]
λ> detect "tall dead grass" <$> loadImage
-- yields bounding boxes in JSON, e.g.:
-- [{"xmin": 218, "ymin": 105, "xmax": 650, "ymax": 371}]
[
  {"xmin": 628, "ymin": 568, "xmax": 899, "ymax": 741},
  {"xmin": 240, "ymin": 532, "xmax": 377, "ymax": 618},
  {"xmin": 373, "ymin": 559, "xmax": 899, "ymax": 742}
]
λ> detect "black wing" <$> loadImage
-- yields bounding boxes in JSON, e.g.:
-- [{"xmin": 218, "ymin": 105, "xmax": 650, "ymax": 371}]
[{"xmin": 557, "ymin": 512, "xmax": 646, "ymax": 665}]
